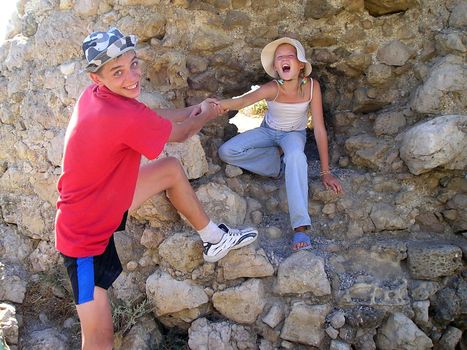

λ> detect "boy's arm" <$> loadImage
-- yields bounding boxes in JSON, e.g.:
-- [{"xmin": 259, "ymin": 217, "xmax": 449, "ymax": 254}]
[
  {"xmin": 154, "ymin": 105, "xmax": 197, "ymax": 122},
  {"xmin": 167, "ymin": 101, "xmax": 219, "ymax": 142},
  {"xmin": 219, "ymin": 82, "xmax": 276, "ymax": 111}
]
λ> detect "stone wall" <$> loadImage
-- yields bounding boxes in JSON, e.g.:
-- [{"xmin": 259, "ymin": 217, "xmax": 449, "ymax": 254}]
[{"xmin": 0, "ymin": 0, "xmax": 466, "ymax": 349}]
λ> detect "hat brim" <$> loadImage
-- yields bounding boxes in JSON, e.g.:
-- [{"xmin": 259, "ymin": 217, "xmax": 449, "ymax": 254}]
[
  {"xmin": 260, "ymin": 37, "xmax": 312, "ymax": 79},
  {"xmin": 85, "ymin": 35, "xmax": 137, "ymax": 73}
]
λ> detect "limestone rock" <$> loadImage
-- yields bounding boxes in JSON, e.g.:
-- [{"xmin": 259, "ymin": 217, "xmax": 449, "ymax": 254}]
[
  {"xmin": 400, "ymin": 115, "xmax": 466, "ymax": 175},
  {"xmin": 280, "ymin": 303, "xmax": 331, "ymax": 347},
  {"xmin": 438, "ymin": 326, "xmax": 463, "ymax": 350},
  {"xmin": 28, "ymin": 240, "xmax": 60, "ymax": 272},
  {"xmin": 21, "ymin": 328, "xmax": 69, "ymax": 350},
  {"xmin": 449, "ymin": 3, "xmax": 467, "ymax": 28},
  {"xmin": 369, "ymin": 203, "xmax": 408, "ymax": 231},
  {"xmin": 195, "ymin": 183, "xmax": 247, "ymax": 226},
  {"xmin": 344, "ymin": 134, "xmax": 392, "ymax": 170},
  {"xmin": 162, "ymin": 134, "xmax": 208, "ymax": 179},
  {"xmin": 212, "ymin": 279, "xmax": 266, "ymax": 324},
  {"xmin": 0, "ymin": 224, "xmax": 33, "ymax": 264},
  {"xmin": 188, "ymin": 317, "xmax": 257, "ymax": 350},
  {"xmin": 262, "ymin": 303, "xmax": 285, "ymax": 329},
  {"xmin": 408, "ymin": 280, "xmax": 441, "ymax": 301},
  {"xmin": 330, "ymin": 339, "xmax": 351, "ymax": 350},
  {"xmin": 375, "ymin": 312, "xmax": 433, "ymax": 350},
  {"xmin": 120, "ymin": 315, "xmax": 163, "ymax": 350},
  {"xmin": 218, "ymin": 245, "xmax": 274, "ymax": 280},
  {"xmin": 377, "ymin": 40, "xmax": 412, "ymax": 66},
  {"xmin": 411, "ymin": 56, "xmax": 466, "ymax": 115},
  {"xmin": 146, "ymin": 269, "xmax": 209, "ymax": 316},
  {"xmin": 0, "ymin": 303, "xmax": 18, "ymax": 346},
  {"xmin": 275, "ymin": 250, "xmax": 331, "ymax": 296},
  {"xmin": 407, "ymin": 243, "xmax": 463, "ymax": 279},
  {"xmin": 131, "ymin": 191, "xmax": 179, "ymax": 228},
  {"xmin": 158, "ymin": 232, "xmax": 204, "ymax": 273},
  {"xmin": 374, "ymin": 110, "xmax": 406, "ymax": 136},
  {"xmin": 364, "ymin": 0, "xmax": 418, "ymax": 16},
  {"xmin": 367, "ymin": 63, "xmax": 392, "ymax": 85},
  {"xmin": 0, "ymin": 264, "xmax": 27, "ymax": 304}
]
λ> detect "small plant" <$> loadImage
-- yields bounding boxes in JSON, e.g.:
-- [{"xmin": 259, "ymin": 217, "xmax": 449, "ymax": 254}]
[
  {"xmin": 112, "ymin": 298, "xmax": 153, "ymax": 337},
  {"xmin": 250, "ymin": 99, "xmax": 268, "ymax": 116}
]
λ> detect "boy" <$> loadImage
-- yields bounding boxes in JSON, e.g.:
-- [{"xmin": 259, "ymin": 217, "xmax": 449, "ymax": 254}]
[{"xmin": 55, "ymin": 28, "xmax": 257, "ymax": 350}]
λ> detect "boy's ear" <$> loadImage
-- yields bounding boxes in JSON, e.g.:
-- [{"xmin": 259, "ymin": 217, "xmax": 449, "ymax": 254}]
[{"xmin": 89, "ymin": 72, "xmax": 103, "ymax": 85}]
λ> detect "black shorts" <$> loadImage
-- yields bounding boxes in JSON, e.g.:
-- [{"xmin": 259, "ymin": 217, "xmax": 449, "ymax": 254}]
[{"xmin": 62, "ymin": 211, "xmax": 127, "ymax": 305}]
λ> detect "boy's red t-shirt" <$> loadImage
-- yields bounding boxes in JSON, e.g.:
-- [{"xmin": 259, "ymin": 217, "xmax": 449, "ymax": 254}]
[{"xmin": 55, "ymin": 84, "xmax": 172, "ymax": 257}]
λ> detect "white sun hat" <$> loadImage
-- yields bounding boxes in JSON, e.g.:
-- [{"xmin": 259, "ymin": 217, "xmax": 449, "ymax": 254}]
[{"xmin": 260, "ymin": 37, "xmax": 312, "ymax": 79}]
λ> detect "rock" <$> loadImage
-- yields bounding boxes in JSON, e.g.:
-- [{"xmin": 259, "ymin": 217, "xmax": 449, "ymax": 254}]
[
  {"xmin": 225, "ymin": 164, "xmax": 243, "ymax": 178},
  {"xmin": 162, "ymin": 135, "xmax": 208, "ymax": 179},
  {"xmin": 410, "ymin": 56, "xmax": 466, "ymax": 114},
  {"xmin": 112, "ymin": 271, "xmax": 144, "ymax": 302},
  {"xmin": 140, "ymin": 228, "xmax": 165, "ymax": 249},
  {"xmin": 408, "ymin": 280, "xmax": 441, "ymax": 300},
  {"xmin": 131, "ymin": 191, "xmax": 179, "ymax": 228},
  {"xmin": 374, "ymin": 110, "xmax": 406, "ymax": 136},
  {"xmin": 0, "ymin": 264, "xmax": 27, "ymax": 304},
  {"xmin": 412, "ymin": 300, "xmax": 430, "ymax": 326},
  {"xmin": 28, "ymin": 240, "xmax": 60, "ymax": 272},
  {"xmin": 329, "ymin": 310, "xmax": 346, "ymax": 329},
  {"xmin": 0, "ymin": 303, "xmax": 18, "ymax": 346},
  {"xmin": 195, "ymin": 183, "xmax": 247, "ymax": 226},
  {"xmin": 376, "ymin": 312, "xmax": 432, "ymax": 350},
  {"xmin": 430, "ymin": 287, "xmax": 462, "ymax": 323},
  {"xmin": 262, "ymin": 303, "xmax": 285, "ymax": 329},
  {"xmin": 344, "ymin": 134, "xmax": 392, "ymax": 170},
  {"xmin": 145, "ymin": 269, "xmax": 209, "ymax": 316},
  {"xmin": 330, "ymin": 339, "xmax": 351, "ymax": 350},
  {"xmin": 212, "ymin": 279, "xmax": 266, "ymax": 324},
  {"xmin": 218, "ymin": 246, "xmax": 274, "ymax": 280},
  {"xmin": 367, "ymin": 63, "xmax": 392, "ymax": 85},
  {"xmin": 369, "ymin": 203, "xmax": 407, "ymax": 231},
  {"xmin": 438, "ymin": 326, "xmax": 463, "ymax": 350},
  {"xmin": 188, "ymin": 317, "xmax": 257, "ymax": 350},
  {"xmin": 449, "ymin": 3, "xmax": 467, "ymax": 28},
  {"xmin": 275, "ymin": 250, "xmax": 331, "ymax": 296},
  {"xmin": 158, "ymin": 232, "xmax": 204, "ymax": 273},
  {"xmin": 21, "ymin": 328, "xmax": 69, "ymax": 350},
  {"xmin": 400, "ymin": 115, "xmax": 466, "ymax": 175},
  {"xmin": 280, "ymin": 303, "xmax": 331, "ymax": 347},
  {"xmin": 0, "ymin": 224, "xmax": 33, "ymax": 264},
  {"xmin": 364, "ymin": 0, "xmax": 418, "ymax": 16},
  {"xmin": 304, "ymin": 0, "xmax": 343, "ymax": 19},
  {"xmin": 120, "ymin": 315, "xmax": 163, "ymax": 350},
  {"xmin": 407, "ymin": 243, "xmax": 463, "ymax": 279},
  {"xmin": 377, "ymin": 40, "xmax": 412, "ymax": 66}
]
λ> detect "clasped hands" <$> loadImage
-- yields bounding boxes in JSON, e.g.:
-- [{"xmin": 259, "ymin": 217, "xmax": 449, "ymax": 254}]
[{"xmin": 189, "ymin": 98, "xmax": 227, "ymax": 119}]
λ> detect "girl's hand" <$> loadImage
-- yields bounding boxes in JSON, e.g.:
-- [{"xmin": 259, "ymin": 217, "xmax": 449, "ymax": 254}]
[{"xmin": 321, "ymin": 174, "xmax": 344, "ymax": 194}]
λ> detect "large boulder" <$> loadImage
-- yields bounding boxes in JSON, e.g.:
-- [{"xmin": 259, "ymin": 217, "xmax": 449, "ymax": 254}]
[{"xmin": 400, "ymin": 115, "xmax": 467, "ymax": 175}]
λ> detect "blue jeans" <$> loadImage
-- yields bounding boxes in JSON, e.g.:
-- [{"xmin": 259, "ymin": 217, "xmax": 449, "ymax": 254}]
[{"xmin": 218, "ymin": 122, "xmax": 311, "ymax": 229}]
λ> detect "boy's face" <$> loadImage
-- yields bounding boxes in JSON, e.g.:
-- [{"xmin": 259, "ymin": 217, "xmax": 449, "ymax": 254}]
[
  {"xmin": 90, "ymin": 50, "xmax": 142, "ymax": 99},
  {"xmin": 273, "ymin": 44, "xmax": 305, "ymax": 81}
]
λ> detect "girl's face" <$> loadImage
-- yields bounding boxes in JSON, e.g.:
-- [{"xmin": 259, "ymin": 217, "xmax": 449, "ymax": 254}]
[
  {"xmin": 90, "ymin": 50, "xmax": 142, "ymax": 99},
  {"xmin": 273, "ymin": 44, "xmax": 305, "ymax": 81}
]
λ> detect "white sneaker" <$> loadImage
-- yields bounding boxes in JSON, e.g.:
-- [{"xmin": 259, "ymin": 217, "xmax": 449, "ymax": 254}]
[{"xmin": 203, "ymin": 223, "xmax": 258, "ymax": 263}]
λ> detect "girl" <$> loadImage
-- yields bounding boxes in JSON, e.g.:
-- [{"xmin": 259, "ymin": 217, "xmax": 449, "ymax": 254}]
[{"xmin": 218, "ymin": 37, "xmax": 343, "ymax": 251}]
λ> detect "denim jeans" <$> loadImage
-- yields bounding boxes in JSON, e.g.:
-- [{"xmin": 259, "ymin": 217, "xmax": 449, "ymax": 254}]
[{"xmin": 218, "ymin": 122, "xmax": 311, "ymax": 229}]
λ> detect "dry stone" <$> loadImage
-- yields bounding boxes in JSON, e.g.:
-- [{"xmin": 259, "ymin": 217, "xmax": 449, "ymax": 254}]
[
  {"xmin": 195, "ymin": 182, "xmax": 247, "ymax": 226},
  {"xmin": 28, "ymin": 240, "xmax": 60, "ymax": 272},
  {"xmin": 275, "ymin": 250, "xmax": 331, "ymax": 296},
  {"xmin": 400, "ymin": 115, "xmax": 467, "ymax": 175},
  {"xmin": 158, "ymin": 232, "xmax": 204, "ymax": 273},
  {"xmin": 375, "ymin": 312, "xmax": 433, "ymax": 350},
  {"xmin": 146, "ymin": 269, "xmax": 209, "ymax": 316},
  {"xmin": 131, "ymin": 191, "xmax": 179, "ymax": 228},
  {"xmin": 438, "ymin": 326, "xmax": 463, "ymax": 350},
  {"xmin": 20, "ymin": 328, "xmax": 69, "ymax": 350},
  {"xmin": 369, "ymin": 203, "xmax": 407, "ymax": 231},
  {"xmin": 212, "ymin": 279, "xmax": 266, "ymax": 324},
  {"xmin": 374, "ymin": 110, "xmax": 406, "ymax": 136},
  {"xmin": 120, "ymin": 315, "xmax": 163, "ymax": 350},
  {"xmin": 0, "ymin": 224, "xmax": 33, "ymax": 264},
  {"xmin": 218, "ymin": 245, "xmax": 274, "ymax": 280},
  {"xmin": 262, "ymin": 303, "xmax": 285, "ymax": 329},
  {"xmin": 280, "ymin": 303, "xmax": 331, "ymax": 347},
  {"xmin": 364, "ymin": 0, "xmax": 418, "ymax": 16},
  {"xmin": 0, "ymin": 303, "xmax": 18, "ymax": 346},
  {"xmin": 0, "ymin": 264, "xmax": 27, "ymax": 304},
  {"xmin": 377, "ymin": 40, "xmax": 412, "ymax": 66},
  {"xmin": 188, "ymin": 317, "xmax": 257, "ymax": 350},
  {"xmin": 410, "ymin": 56, "xmax": 466, "ymax": 114},
  {"xmin": 407, "ymin": 243, "xmax": 463, "ymax": 279}
]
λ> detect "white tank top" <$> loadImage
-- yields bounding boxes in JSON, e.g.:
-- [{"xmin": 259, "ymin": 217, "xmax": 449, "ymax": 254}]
[{"xmin": 264, "ymin": 79, "xmax": 313, "ymax": 131}]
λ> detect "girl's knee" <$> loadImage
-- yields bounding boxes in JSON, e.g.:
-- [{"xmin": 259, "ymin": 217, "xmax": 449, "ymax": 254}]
[{"xmin": 284, "ymin": 150, "xmax": 307, "ymax": 165}]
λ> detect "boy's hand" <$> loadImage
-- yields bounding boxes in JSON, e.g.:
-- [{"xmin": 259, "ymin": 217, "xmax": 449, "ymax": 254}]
[
  {"xmin": 201, "ymin": 98, "xmax": 228, "ymax": 116},
  {"xmin": 322, "ymin": 174, "xmax": 344, "ymax": 194}
]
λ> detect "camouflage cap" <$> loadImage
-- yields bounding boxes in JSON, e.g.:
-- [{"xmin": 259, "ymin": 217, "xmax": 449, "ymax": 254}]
[{"xmin": 82, "ymin": 27, "xmax": 137, "ymax": 73}]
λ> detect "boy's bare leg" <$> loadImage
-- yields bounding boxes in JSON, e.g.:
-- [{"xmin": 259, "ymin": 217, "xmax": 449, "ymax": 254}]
[
  {"xmin": 129, "ymin": 157, "xmax": 209, "ymax": 230},
  {"xmin": 76, "ymin": 287, "xmax": 113, "ymax": 350}
]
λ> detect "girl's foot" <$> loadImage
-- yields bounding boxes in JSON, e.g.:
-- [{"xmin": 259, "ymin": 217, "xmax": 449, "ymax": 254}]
[{"xmin": 292, "ymin": 231, "xmax": 312, "ymax": 251}]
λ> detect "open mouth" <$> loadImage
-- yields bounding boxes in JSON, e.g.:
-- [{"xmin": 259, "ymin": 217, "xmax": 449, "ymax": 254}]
[{"xmin": 282, "ymin": 64, "xmax": 291, "ymax": 73}]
